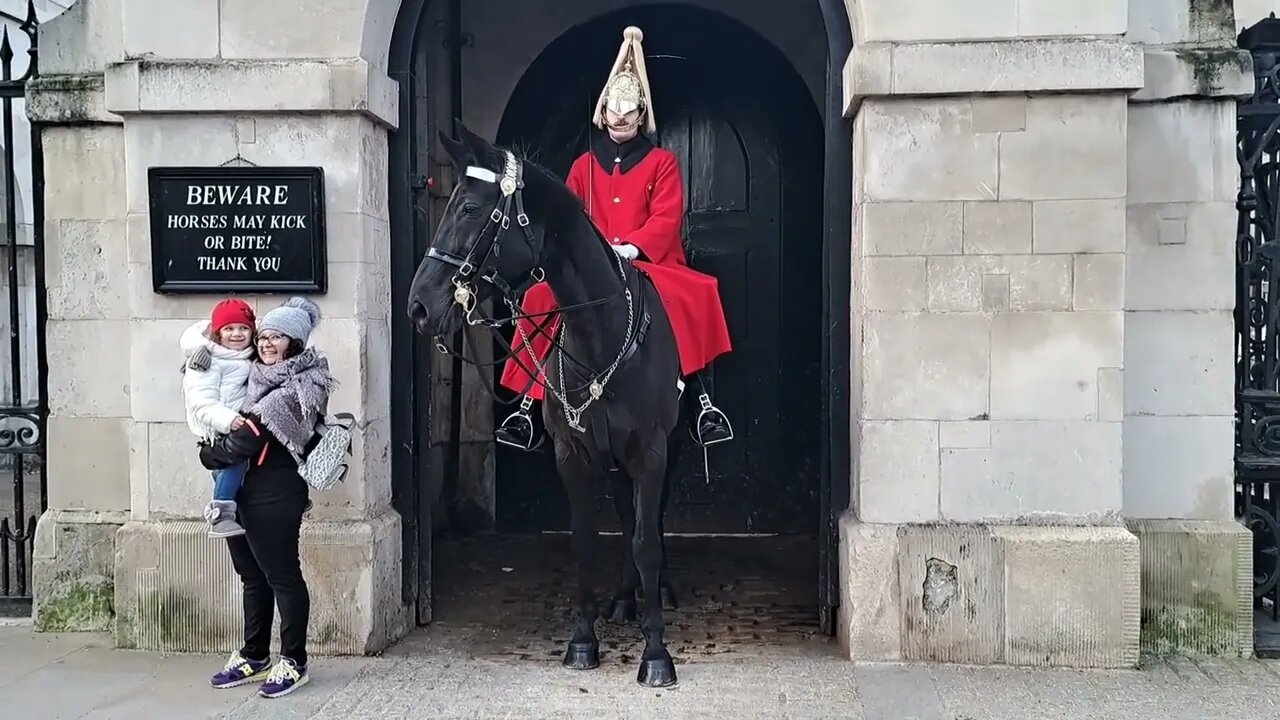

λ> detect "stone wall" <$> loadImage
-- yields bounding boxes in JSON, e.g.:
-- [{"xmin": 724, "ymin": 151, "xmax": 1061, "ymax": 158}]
[
  {"xmin": 31, "ymin": 0, "xmax": 411, "ymax": 654},
  {"xmin": 1121, "ymin": 0, "xmax": 1254, "ymax": 658},
  {"xmin": 838, "ymin": 1, "xmax": 1143, "ymax": 667}
]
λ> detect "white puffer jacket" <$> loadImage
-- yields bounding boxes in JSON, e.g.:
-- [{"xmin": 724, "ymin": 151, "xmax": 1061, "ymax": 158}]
[{"xmin": 181, "ymin": 320, "xmax": 253, "ymax": 441}]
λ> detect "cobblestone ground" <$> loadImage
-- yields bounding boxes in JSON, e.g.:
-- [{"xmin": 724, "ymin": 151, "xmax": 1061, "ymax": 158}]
[{"xmin": 5, "ymin": 623, "xmax": 1280, "ymax": 720}]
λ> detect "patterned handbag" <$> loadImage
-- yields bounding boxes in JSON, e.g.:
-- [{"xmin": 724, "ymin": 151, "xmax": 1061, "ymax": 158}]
[{"xmin": 295, "ymin": 412, "xmax": 356, "ymax": 492}]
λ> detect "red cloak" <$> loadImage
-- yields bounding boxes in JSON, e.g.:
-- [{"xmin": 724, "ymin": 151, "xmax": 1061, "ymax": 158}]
[{"xmin": 498, "ymin": 141, "xmax": 733, "ymax": 400}]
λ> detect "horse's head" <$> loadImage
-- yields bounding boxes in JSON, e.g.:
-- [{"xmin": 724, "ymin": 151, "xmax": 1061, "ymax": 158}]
[{"xmin": 406, "ymin": 121, "xmax": 547, "ymax": 337}]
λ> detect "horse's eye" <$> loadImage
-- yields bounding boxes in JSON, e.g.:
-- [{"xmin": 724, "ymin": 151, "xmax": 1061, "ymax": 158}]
[{"xmin": 461, "ymin": 203, "xmax": 481, "ymax": 216}]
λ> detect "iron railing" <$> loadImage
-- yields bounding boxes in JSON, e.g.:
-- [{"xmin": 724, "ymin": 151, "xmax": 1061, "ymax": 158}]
[
  {"xmin": 1235, "ymin": 13, "xmax": 1280, "ymax": 652},
  {"xmin": 0, "ymin": 0, "xmax": 45, "ymax": 616}
]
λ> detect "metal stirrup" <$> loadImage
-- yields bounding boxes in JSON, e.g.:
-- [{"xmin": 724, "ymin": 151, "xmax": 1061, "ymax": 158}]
[
  {"xmin": 497, "ymin": 396, "xmax": 538, "ymax": 451},
  {"xmin": 696, "ymin": 393, "xmax": 734, "ymax": 446}
]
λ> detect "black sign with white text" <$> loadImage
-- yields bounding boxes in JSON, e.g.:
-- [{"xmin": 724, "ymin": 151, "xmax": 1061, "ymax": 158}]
[{"xmin": 148, "ymin": 166, "xmax": 327, "ymax": 293}]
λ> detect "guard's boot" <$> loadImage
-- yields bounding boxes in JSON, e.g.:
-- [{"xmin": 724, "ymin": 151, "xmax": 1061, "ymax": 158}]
[
  {"xmin": 695, "ymin": 393, "xmax": 733, "ymax": 447},
  {"xmin": 496, "ymin": 396, "xmax": 540, "ymax": 451}
]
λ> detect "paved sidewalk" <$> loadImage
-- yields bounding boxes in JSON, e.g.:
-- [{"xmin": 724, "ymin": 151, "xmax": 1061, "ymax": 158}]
[{"xmin": 4, "ymin": 621, "xmax": 1280, "ymax": 720}]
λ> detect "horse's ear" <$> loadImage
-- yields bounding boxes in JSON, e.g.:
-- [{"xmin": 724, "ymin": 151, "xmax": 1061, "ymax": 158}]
[
  {"xmin": 438, "ymin": 129, "xmax": 471, "ymax": 168},
  {"xmin": 455, "ymin": 120, "xmax": 495, "ymax": 159}
]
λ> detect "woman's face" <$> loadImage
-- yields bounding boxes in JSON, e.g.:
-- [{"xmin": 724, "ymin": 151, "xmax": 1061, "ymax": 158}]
[{"xmin": 256, "ymin": 331, "xmax": 292, "ymax": 365}]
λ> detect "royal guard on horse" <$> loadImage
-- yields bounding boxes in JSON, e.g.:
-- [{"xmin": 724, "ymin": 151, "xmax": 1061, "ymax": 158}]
[{"xmin": 496, "ymin": 26, "xmax": 735, "ymax": 452}]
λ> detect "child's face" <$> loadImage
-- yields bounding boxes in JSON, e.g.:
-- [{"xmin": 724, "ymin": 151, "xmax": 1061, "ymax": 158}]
[{"xmin": 218, "ymin": 323, "xmax": 253, "ymax": 351}]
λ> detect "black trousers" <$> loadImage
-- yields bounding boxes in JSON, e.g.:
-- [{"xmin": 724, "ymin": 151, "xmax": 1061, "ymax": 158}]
[{"xmin": 226, "ymin": 485, "xmax": 310, "ymax": 666}]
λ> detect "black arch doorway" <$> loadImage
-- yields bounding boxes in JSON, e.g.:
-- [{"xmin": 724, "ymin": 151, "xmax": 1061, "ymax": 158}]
[
  {"xmin": 386, "ymin": 0, "xmax": 852, "ymax": 632},
  {"xmin": 493, "ymin": 6, "xmax": 824, "ymax": 536}
]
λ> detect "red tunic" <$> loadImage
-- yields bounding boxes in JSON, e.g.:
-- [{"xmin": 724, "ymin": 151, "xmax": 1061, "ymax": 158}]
[{"xmin": 498, "ymin": 143, "xmax": 733, "ymax": 400}]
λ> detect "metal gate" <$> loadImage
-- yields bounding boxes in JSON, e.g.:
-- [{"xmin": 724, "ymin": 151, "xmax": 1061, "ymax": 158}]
[
  {"xmin": 1235, "ymin": 14, "xmax": 1280, "ymax": 654},
  {"xmin": 0, "ymin": 1, "xmax": 46, "ymax": 617}
]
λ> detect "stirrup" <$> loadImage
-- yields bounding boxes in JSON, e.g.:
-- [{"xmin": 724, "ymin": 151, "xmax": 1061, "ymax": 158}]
[
  {"xmin": 496, "ymin": 397, "xmax": 542, "ymax": 451},
  {"xmin": 694, "ymin": 393, "xmax": 734, "ymax": 447}
]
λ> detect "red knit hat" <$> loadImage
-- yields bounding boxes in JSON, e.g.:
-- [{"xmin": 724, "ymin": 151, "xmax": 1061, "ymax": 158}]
[{"xmin": 210, "ymin": 299, "xmax": 256, "ymax": 335}]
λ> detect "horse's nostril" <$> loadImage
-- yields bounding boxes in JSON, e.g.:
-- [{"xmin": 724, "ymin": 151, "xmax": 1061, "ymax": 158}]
[{"xmin": 407, "ymin": 299, "xmax": 430, "ymax": 332}]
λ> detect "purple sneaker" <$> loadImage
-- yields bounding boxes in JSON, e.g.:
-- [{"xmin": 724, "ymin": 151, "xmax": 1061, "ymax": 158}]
[
  {"xmin": 210, "ymin": 652, "xmax": 271, "ymax": 688},
  {"xmin": 258, "ymin": 657, "xmax": 309, "ymax": 698}
]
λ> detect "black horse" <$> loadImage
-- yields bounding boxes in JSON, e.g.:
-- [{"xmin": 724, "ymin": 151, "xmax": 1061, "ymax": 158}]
[{"xmin": 406, "ymin": 121, "xmax": 685, "ymax": 687}]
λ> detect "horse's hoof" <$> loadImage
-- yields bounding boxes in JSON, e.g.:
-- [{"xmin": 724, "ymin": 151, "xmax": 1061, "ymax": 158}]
[
  {"xmin": 636, "ymin": 656, "xmax": 678, "ymax": 688},
  {"xmin": 563, "ymin": 641, "xmax": 600, "ymax": 670},
  {"xmin": 607, "ymin": 597, "xmax": 638, "ymax": 624},
  {"xmin": 660, "ymin": 585, "xmax": 679, "ymax": 610}
]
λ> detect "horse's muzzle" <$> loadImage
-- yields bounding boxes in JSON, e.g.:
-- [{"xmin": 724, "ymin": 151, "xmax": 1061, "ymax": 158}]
[{"xmin": 407, "ymin": 299, "xmax": 431, "ymax": 335}]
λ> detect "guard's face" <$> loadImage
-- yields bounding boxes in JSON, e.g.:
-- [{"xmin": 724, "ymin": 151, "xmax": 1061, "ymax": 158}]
[{"xmin": 605, "ymin": 108, "xmax": 642, "ymax": 142}]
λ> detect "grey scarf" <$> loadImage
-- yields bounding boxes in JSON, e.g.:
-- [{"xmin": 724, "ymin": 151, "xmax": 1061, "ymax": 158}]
[{"xmin": 245, "ymin": 347, "xmax": 336, "ymax": 459}]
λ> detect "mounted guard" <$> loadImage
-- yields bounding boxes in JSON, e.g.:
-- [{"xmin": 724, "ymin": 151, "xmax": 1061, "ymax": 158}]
[{"xmin": 495, "ymin": 26, "xmax": 734, "ymax": 452}]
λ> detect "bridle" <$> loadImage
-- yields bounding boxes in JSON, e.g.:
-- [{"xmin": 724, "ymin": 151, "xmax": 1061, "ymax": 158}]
[
  {"xmin": 425, "ymin": 151, "xmax": 545, "ymax": 327},
  {"xmin": 423, "ymin": 149, "xmax": 647, "ymax": 433}
]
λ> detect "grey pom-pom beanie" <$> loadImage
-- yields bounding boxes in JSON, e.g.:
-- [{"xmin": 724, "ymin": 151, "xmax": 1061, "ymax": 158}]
[{"xmin": 258, "ymin": 297, "xmax": 321, "ymax": 344}]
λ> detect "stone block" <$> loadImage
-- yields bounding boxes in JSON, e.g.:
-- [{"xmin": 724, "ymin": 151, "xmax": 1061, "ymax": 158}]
[
  {"xmin": 1016, "ymin": 0, "xmax": 1127, "ymax": 37},
  {"xmin": 859, "ymin": 0, "xmax": 1017, "ymax": 42},
  {"xmin": 1123, "ymin": 416, "xmax": 1234, "ymax": 521},
  {"xmin": 38, "ymin": 0, "xmax": 125, "ymax": 76},
  {"xmin": 44, "ymin": 126, "xmax": 126, "ymax": 221},
  {"xmin": 1237, "ymin": 0, "xmax": 1276, "ymax": 31},
  {"xmin": 837, "ymin": 516, "xmax": 901, "ymax": 661},
  {"xmin": 1126, "ymin": 202, "xmax": 1235, "ymax": 311},
  {"xmin": 47, "ymin": 319, "xmax": 131, "ymax": 417},
  {"xmin": 1127, "ymin": 519, "xmax": 1252, "ymax": 658},
  {"xmin": 122, "ymin": 0, "xmax": 219, "ymax": 59},
  {"xmin": 26, "ymin": 75, "xmax": 118, "ymax": 126},
  {"xmin": 857, "ymin": 421, "xmax": 939, "ymax": 524},
  {"xmin": 114, "ymin": 513, "xmax": 411, "ymax": 654},
  {"xmin": 861, "ymin": 100, "xmax": 999, "ymax": 202},
  {"xmin": 990, "ymin": 311, "xmax": 1123, "ymax": 421},
  {"xmin": 996, "ymin": 525, "xmax": 1140, "ymax": 668},
  {"xmin": 1098, "ymin": 367, "xmax": 1124, "ymax": 422},
  {"xmin": 963, "ymin": 201, "xmax": 1032, "ymax": 255},
  {"xmin": 126, "ymin": 264, "xmax": 211, "ymax": 320},
  {"xmin": 927, "ymin": 256, "xmax": 1072, "ymax": 312},
  {"xmin": 1032, "ymin": 199, "xmax": 1125, "ymax": 254},
  {"xmin": 1133, "ymin": 49, "xmax": 1253, "ymax": 103},
  {"xmin": 32, "ymin": 510, "xmax": 126, "ymax": 633},
  {"xmin": 1127, "ymin": 102, "xmax": 1237, "ymax": 204},
  {"xmin": 46, "ymin": 416, "xmax": 132, "ymax": 512},
  {"xmin": 1000, "ymin": 95, "xmax": 1128, "ymax": 201},
  {"xmin": 219, "ymin": 0, "xmax": 367, "ymax": 64},
  {"xmin": 898, "ymin": 525, "xmax": 1003, "ymax": 664},
  {"xmin": 1123, "ymin": 311, "xmax": 1233, "ymax": 417},
  {"xmin": 840, "ymin": 522, "xmax": 1141, "ymax": 667},
  {"xmin": 129, "ymin": 319, "xmax": 196, "ymax": 424},
  {"xmin": 842, "ymin": 43, "xmax": 891, "ymax": 107},
  {"xmin": 861, "ymin": 201, "xmax": 963, "ymax": 256},
  {"xmin": 45, "ymin": 220, "xmax": 129, "ymax": 321},
  {"xmin": 1129, "ymin": 0, "xmax": 1237, "ymax": 44},
  {"xmin": 944, "ymin": 422, "xmax": 1122, "ymax": 522},
  {"xmin": 861, "ymin": 257, "xmax": 926, "ymax": 311},
  {"xmin": 884, "ymin": 40, "xmax": 1143, "ymax": 99},
  {"xmin": 862, "ymin": 313, "xmax": 990, "ymax": 420},
  {"xmin": 1074, "ymin": 254, "xmax": 1125, "ymax": 312}
]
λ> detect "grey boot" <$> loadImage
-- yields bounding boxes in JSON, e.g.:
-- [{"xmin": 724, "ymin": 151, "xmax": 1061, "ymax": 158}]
[{"xmin": 205, "ymin": 500, "xmax": 245, "ymax": 538}]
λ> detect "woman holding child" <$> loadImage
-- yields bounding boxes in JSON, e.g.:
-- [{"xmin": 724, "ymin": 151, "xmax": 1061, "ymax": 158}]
[{"xmin": 180, "ymin": 296, "xmax": 332, "ymax": 699}]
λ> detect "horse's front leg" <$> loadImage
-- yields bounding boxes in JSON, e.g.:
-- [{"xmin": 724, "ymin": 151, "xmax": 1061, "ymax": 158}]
[
  {"xmin": 629, "ymin": 445, "xmax": 677, "ymax": 687},
  {"xmin": 557, "ymin": 443, "xmax": 600, "ymax": 670}
]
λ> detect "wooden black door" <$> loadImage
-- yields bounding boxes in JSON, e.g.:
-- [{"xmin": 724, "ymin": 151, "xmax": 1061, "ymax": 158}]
[{"xmin": 495, "ymin": 11, "xmax": 822, "ymax": 535}]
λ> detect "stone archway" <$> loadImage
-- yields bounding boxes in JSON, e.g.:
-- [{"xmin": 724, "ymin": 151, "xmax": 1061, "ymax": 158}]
[{"xmin": 384, "ymin": 0, "xmax": 853, "ymax": 632}]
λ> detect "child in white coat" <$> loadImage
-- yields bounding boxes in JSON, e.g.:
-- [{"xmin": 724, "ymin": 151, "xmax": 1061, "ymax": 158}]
[{"xmin": 181, "ymin": 298, "xmax": 256, "ymax": 538}]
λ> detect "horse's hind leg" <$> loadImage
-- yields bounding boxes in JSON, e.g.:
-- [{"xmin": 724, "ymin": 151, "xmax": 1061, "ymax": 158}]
[
  {"xmin": 558, "ymin": 447, "xmax": 601, "ymax": 670},
  {"xmin": 658, "ymin": 452, "xmax": 678, "ymax": 611},
  {"xmin": 606, "ymin": 470, "xmax": 640, "ymax": 624},
  {"xmin": 628, "ymin": 446, "xmax": 678, "ymax": 687}
]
